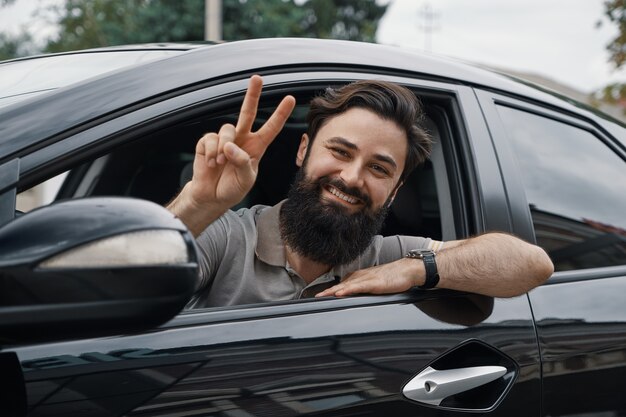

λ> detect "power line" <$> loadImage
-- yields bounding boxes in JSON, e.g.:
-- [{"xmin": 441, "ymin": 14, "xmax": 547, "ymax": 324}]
[{"xmin": 417, "ymin": 2, "xmax": 440, "ymax": 53}]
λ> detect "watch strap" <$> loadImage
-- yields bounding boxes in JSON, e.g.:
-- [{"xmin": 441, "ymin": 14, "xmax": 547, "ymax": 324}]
[{"xmin": 406, "ymin": 249, "xmax": 440, "ymax": 289}]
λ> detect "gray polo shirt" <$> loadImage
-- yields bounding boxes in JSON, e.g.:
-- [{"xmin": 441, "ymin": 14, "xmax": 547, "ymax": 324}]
[{"xmin": 187, "ymin": 201, "xmax": 440, "ymax": 308}]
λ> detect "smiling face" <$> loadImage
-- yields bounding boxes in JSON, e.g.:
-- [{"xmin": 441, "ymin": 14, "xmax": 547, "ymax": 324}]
[
  {"xmin": 296, "ymin": 107, "xmax": 408, "ymax": 214},
  {"xmin": 280, "ymin": 107, "xmax": 409, "ymax": 266}
]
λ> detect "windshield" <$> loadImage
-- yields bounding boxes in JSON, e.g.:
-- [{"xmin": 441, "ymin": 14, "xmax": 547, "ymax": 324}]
[{"xmin": 0, "ymin": 49, "xmax": 184, "ymax": 108}]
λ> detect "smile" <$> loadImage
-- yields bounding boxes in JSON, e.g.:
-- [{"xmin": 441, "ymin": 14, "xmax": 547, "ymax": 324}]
[{"xmin": 326, "ymin": 185, "xmax": 360, "ymax": 205}]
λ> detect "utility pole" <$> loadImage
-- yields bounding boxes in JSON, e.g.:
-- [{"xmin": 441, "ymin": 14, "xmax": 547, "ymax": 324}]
[
  {"xmin": 205, "ymin": 0, "xmax": 222, "ymax": 41},
  {"xmin": 418, "ymin": 2, "xmax": 440, "ymax": 53}
]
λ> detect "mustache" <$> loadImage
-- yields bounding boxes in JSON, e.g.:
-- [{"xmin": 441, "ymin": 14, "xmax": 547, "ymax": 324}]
[{"xmin": 317, "ymin": 176, "xmax": 373, "ymax": 208}]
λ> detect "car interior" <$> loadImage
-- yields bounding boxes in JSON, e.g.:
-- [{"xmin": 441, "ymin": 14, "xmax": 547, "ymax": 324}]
[{"xmin": 53, "ymin": 95, "xmax": 447, "ymax": 242}]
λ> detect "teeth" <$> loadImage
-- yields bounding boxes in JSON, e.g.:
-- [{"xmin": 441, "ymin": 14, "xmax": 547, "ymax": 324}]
[{"xmin": 328, "ymin": 186, "xmax": 358, "ymax": 204}]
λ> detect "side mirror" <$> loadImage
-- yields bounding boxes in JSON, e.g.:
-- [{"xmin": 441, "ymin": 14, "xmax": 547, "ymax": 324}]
[{"xmin": 0, "ymin": 197, "xmax": 197, "ymax": 344}]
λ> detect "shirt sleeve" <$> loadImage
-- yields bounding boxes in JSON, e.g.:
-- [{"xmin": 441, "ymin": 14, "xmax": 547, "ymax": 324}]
[
  {"xmin": 193, "ymin": 213, "xmax": 231, "ymax": 294},
  {"xmin": 377, "ymin": 235, "xmax": 445, "ymax": 264}
]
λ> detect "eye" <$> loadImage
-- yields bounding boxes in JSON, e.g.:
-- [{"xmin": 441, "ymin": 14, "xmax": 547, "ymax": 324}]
[
  {"xmin": 330, "ymin": 147, "xmax": 350, "ymax": 159},
  {"xmin": 370, "ymin": 164, "xmax": 390, "ymax": 176}
]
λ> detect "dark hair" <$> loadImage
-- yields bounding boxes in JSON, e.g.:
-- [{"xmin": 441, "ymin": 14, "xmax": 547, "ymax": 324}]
[{"xmin": 306, "ymin": 80, "xmax": 431, "ymax": 182}]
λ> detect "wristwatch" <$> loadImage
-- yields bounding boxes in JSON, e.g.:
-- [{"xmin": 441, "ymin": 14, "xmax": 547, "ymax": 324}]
[{"xmin": 406, "ymin": 249, "xmax": 440, "ymax": 289}]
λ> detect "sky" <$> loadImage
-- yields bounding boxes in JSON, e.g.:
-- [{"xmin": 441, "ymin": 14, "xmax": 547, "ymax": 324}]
[
  {"xmin": 377, "ymin": 0, "xmax": 626, "ymax": 93},
  {"xmin": 1, "ymin": 0, "xmax": 625, "ymax": 94}
]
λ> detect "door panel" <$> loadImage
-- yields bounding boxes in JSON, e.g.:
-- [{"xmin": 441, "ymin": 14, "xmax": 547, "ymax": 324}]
[
  {"xmin": 529, "ymin": 273, "xmax": 626, "ymax": 416},
  {"xmin": 10, "ymin": 293, "xmax": 540, "ymax": 416},
  {"xmin": 476, "ymin": 89, "xmax": 626, "ymax": 416}
]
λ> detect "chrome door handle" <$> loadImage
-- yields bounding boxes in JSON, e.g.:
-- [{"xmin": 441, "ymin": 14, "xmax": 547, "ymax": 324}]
[{"xmin": 403, "ymin": 365, "xmax": 507, "ymax": 406}]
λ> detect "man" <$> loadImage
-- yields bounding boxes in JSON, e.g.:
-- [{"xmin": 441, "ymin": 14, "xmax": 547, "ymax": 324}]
[{"xmin": 167, "ymin": 75, "xmax": 554, "ymax": 308}]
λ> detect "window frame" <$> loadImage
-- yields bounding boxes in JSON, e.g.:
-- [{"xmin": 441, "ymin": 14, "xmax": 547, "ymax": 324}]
[
  {"xmin": 10, "ymin": 71, "xmax": 491, "ymax": 316},
  {"xmin": 20, "ymin": 72, "xmax": 474, "ymax": 234}
]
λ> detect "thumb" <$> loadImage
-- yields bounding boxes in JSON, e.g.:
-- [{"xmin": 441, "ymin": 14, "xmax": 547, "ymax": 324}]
[{"xmin": 223, "ymin": 141, "xmax": 250, "ymax": 166}]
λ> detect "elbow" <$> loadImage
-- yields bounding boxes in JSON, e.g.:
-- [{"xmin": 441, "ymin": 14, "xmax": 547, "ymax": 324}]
[
  {"xmin": 533, "ymin": 246, "xmax": 554, "ymax": 286},
  {"xmin": 503, "ymin": 245, "xmax": 554, "ymax": 298}
]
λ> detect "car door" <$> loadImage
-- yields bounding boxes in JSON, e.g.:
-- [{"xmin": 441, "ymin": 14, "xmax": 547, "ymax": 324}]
[
  {"xmin": 476, "ymin": 90, "xmax": 626, "ymax": 416},
  {"xmin": 3, "ymin": 72, "xmax": 541, "ymax": 416}
]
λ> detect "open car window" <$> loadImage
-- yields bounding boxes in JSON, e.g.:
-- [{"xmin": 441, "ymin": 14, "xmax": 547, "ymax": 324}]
[
  {"xmin": 50, "ymin": 89, "xmax": 449, "ymax": 243},
  {"xmin": 15, "ymin": 83, "xmax": 462, "ymax": 311}
]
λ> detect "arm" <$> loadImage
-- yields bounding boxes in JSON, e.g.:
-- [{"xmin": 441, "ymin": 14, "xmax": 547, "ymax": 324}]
[
  {"xmin": 315, "ymin": 232, "xmax": 554, "ymax": 298},
  {"xmin": 167, "ymin": 75, "xmax": 296, "ymax": 236}
]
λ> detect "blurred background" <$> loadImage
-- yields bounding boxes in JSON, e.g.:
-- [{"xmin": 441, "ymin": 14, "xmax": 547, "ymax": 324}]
[{"xmin": 1, "ymin": 0, "xmax": 625, "ymax": 120}]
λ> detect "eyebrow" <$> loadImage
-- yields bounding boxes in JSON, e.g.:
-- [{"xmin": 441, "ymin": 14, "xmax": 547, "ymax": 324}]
[{"xmin": 327, "ymin": 137, "xmax": 398, "ymax": 171}]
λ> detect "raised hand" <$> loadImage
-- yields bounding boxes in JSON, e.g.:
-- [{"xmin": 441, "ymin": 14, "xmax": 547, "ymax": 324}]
[{"xmin": 168, "ymin": 75, "xmax": 296, "ymax": 235}]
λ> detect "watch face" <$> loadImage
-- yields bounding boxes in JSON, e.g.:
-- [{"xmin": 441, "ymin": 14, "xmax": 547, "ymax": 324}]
[{"xmin": 408, "ymin": 249, "xmax": 434, "ymax": 259}]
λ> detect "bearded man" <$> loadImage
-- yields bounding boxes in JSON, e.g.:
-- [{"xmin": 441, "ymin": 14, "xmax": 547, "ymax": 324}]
[{"xmin": 167, "ymin": 76, "xmax": 553, "ymax": 308}]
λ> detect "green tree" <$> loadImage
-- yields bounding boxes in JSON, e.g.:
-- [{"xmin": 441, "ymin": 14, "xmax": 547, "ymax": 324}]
[
  {"xmin": 1, "ymin": 0, "xmax": 386, "ymax": 59},
  {"xmin": 223, "ymin": 0, "xmax": 386, "ymax": 42},
  {"xmin": 0, "ymin": 0, "xmax": 35, "ymax": 59},
  {"xmin": 223, "ymin": 0, "xmax": 308, "ymax": 39},
  {"xmin": 40, "ymin": 0, "xmax": 386, "ymax": 53},
  {"xmin": 598, "ymin": 0, "xmax": 626, "ymax": 111},
  {"xmin": 604, "ymin": 0, "xmax": 626, "ymax": 68},
  {"xmin": 0, "ymin": 31, "xmax": 35, "ymax": 60},
  {"xmin": 44, "ymin": 0, "xmax": 205, "ymax": 52}
]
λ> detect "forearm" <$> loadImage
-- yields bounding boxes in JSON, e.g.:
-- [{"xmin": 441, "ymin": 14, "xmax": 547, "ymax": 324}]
[
  {"xmin": 316, "ymin": 233, "xmax": 553, "ymax": 299},
  {"xmin": 166, "ymin": 182, "xmax": 227, "ymax": 237},
  {"xmin": 434, "ymin": 233, "xmax": 554, "ymax": 297}
]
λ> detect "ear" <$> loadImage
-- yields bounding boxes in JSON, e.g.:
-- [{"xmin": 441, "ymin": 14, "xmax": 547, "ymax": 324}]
[{"xmin": 296, "ymin": 133, "xmax": 309, "ymax": 167}]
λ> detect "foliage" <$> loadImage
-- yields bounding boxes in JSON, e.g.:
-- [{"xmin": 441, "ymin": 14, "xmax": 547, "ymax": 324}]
[
  {"xmin": 223, "ymin": 0, "xmax": 308, "ymax": 40},
  {"xmin": 223, "ymin": 0, "xmax": 386, "ymax": 42},
  {"xmin": 44, "ymin": 0, "xmax": 205, "ymax": 53},
  {"xmin": 598, "ymin": 0, "xmax": 626, "ymax": 112},
  {"xmin": 604, "ymin": 0, "xmax": 626, "ymax": 68},
  {"xmin": 0, "ymin": 0, "xmax": 34, "ymax": 60},
  {"xmin": 0, "ymin": 31, "xmax": 35, "ymax": 60},
  {"xmin": 37, "ymin": 0, "xmax": 386, "ymax": 53},
  {"xmin": 0, "ymin": 0, "xmax": 386, "ymax": 59}
]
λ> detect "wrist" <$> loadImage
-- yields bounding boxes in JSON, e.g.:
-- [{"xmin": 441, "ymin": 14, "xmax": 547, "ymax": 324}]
[
  {"xmin": 401, "ymin": 256, "xmax": 426, "ymax": 287},
  {"xmin": 405, "ymin": 249, "xmax": 440, "ymax": 290},
  {"xmin": 169, "ymin": 182, "xmax": 226, "ymax": 237}
]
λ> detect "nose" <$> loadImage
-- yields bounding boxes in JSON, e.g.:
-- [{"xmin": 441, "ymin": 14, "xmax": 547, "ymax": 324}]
[{"xmin": 339, "ymin": 162, "xmax": 365, "ymax": 189}]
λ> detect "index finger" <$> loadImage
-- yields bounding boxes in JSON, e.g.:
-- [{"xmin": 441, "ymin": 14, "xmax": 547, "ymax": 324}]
[
  {"xmin": 256, "ymin": 94, "xmax": 296, "ymax": 144},
  {"xmin": 236, "ymin": 75, "xmax": 263, "ymax": 135}
]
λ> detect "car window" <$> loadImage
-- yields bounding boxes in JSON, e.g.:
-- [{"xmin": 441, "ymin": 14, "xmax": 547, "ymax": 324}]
[
  {"xmin": 52, "ymin": 91, "xmax": 446, "ymax": 242},
  {"xmin": 16, "ymin": 172, "xmax": 67, "ymax": 213},
  {"xmin": 497, "ymin": 105, "xmax": 626, "ymax": 271},
  {"xmin": 13, "ymin": 83, "xmax": 456, "ymax": 310}
]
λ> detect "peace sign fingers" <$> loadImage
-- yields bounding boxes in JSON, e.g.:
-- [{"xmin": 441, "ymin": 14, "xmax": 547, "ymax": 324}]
[
  {"xmin": 235, "ymin": 75, "xmax": 296, "ymax": 161},
  {"xmin": 235, "ymin": 75, "xmax": 263, "ymax": 136},
  {"xmin": 168, "ymin": 75, "xmax": 295, "ymax": 236},
  {"xmin": 256, "ymin": 94, "xmax": 296, "ymax": 149}
]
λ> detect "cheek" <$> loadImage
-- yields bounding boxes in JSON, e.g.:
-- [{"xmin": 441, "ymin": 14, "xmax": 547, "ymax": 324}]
[
  {"xmin": 367, "ymin": 180, "xmax": 397, "ymax": 207},
  {"xmin": 305, "ymin": 153, "xmax": 340, "ymax": 177}
]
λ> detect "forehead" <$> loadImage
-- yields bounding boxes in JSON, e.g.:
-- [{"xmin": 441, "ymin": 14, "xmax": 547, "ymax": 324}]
[{"xmin": 314, "ymin": 107, "xmax": 408, "ymax": 162}]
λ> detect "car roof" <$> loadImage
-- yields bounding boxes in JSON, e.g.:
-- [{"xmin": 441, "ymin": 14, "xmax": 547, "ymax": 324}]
[
  {"xmin": 0, "ymin": 42, "xmax": 208, "ymax": 63},
  {"xmin": 0, "ymin": 38, "xmax": 622, "ymax": 164},
  {"xmin": 0, "ymin": 43, "xmax": 208, "ymax": 107}
]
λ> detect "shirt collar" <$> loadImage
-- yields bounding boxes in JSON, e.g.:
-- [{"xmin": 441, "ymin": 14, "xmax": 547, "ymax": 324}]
[{"xmin": 255, "ymin": 200, "xmax": 287, "ymax": 267}]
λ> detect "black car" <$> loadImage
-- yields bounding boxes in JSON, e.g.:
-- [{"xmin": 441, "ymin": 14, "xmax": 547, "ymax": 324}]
[{"xmin": 0, "ymin": 38, "xmax": 625, "ymax": 417}]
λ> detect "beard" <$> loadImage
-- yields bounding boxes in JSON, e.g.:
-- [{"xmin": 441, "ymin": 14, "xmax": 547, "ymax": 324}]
[{"xmin": 279, "ymin": 169, "xmax": 390, "ymax": 266}]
